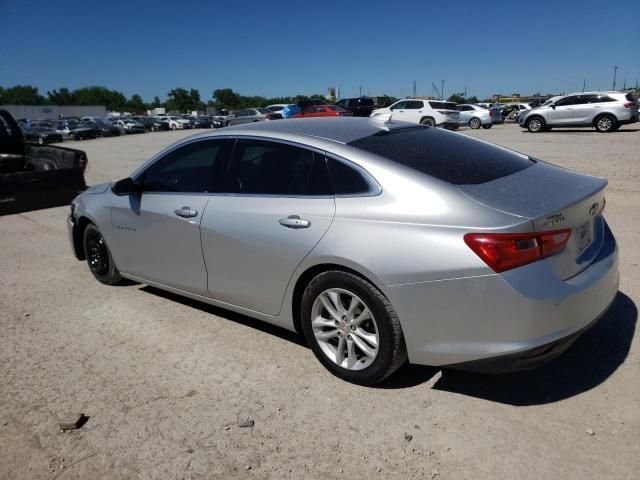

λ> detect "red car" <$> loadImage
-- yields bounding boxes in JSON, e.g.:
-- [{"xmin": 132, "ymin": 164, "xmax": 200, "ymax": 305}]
[{"xmin": 295, "ymin": 105, "xmax": 353, "ymax": 118}]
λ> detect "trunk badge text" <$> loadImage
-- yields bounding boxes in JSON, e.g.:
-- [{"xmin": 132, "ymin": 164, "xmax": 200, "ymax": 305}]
[{"xmin": 544, "ymin": 213, "xmax": 565, "ymax": 228}]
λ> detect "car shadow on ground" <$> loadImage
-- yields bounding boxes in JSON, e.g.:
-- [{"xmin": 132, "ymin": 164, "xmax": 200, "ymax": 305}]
[
  {"xmin": 141, "ymin": 286, "xmax": 635, "ymax": 405},
  {"xmin": 140, "ymin": 285, "xmax": 307, "ymax": 347},
  {"xmin": 380, "ymin": 292, "xmax": 636, "ymax": 405},
  {"xmin": 522, "ymin": 128, "xmax": 640, "ymax": 134}
]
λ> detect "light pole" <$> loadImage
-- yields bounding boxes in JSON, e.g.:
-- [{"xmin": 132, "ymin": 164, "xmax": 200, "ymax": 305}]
[{"xmin": 612, "ymin": 66, "xmax": 618, "ymax": 91}]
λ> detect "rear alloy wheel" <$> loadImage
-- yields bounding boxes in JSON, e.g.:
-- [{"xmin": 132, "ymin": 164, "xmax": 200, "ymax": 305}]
[
  {"xmin": 526, "ymin": 117, "xmax": 545, "ymax": 133},
  {"xmin": 420, "ymin": 117, "xmax": 436, "ymax": 127},
  {"xmin": 595, "ymin": 115, "xmax": 616, "ymax": 133},
  {"xmin": 83, "ymin": 223, "xmax": 122, "ymax": 285},
  {"xmin": 301, "ymin": 271, "xmax": 407, "ymax": 385},
  {"xmin": 469, "ymin": 117, "xmax": 481, "ymax": 129}
]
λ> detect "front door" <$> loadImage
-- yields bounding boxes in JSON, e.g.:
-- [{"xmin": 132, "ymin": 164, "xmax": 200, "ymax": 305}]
[
  {"xmin": 201, "ymin": 139, "xmax": 335, "ymax": 315},
  {"xmin": 110, "ymin": 139, "xmax": 233, "ymax": 295},
  {"xmin": 547, "ymin": 96, "xmax": 578, "ymax": 125}
]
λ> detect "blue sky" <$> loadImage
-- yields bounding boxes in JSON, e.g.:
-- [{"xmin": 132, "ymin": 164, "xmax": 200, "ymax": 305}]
[{"xmin": 2, "ymin": 0, "xmax": 639, "ymax": 102}]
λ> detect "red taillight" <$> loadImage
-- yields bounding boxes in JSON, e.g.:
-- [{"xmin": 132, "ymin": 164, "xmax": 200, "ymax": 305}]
[
  {"xmin": 264, "ymin": 113, "xmax": 273, "ymax": 120},
  {"xmin": 623, "ymin": 102, "xmax": 637, "ymax": 109},
  {"xmin": 464, "ymin": 229, "xmax": 572, "ymax": 273}
]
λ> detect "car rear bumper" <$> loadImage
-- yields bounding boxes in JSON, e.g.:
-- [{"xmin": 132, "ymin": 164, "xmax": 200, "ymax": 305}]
[
  {"xmin": 439, "ymin": 121, "xmax": 460, "ymax": 130},
  {"xmin": 382, "ymin": 222, "xmax": 619, "ymax": 368}
]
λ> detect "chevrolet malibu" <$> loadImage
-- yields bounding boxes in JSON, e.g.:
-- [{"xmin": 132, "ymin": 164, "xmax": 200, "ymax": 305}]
[{"xmin": 68, "ymin": 117, "xmax": 619, "ymax": 385}]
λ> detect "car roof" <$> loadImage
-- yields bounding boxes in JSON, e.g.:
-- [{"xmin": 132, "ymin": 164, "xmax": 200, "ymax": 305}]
[{"xmin": 199, "ymin": 117, "xmax": 415, "ymax": 144}]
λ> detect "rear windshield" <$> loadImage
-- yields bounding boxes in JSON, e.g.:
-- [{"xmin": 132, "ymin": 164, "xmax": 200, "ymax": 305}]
[
  {"xmin": 428, "ymin": 101, "xmax": 457, "ymax": 110},
  {"xmin": 347, "ymin": 127, "xmax": 534, "ymax": 185}
]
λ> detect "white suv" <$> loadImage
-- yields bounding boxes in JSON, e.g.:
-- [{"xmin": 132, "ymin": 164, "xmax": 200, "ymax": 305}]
[
  {"xmin": 371, "ymin": 99, "xmax": 460, "ymax": 129},
  {"xmin": 519, "ymin": 91, "xmax": 639, "ymax": 133}
]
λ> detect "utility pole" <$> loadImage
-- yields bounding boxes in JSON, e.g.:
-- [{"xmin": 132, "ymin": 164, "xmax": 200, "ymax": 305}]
[
  {"xmin": 359, "ymin": 86, "xmax": 362, "ymax": 97},
  {"xmin": 582, "ymin": 79, "xmax": 586, "ymax": 92},
  {"xmin": 464, "ymin": 84, "xmax": 467, "ymax": 99},
  {"xmin": 612, "ymin": 66, "xmax": 618, "ymax": 91},
  {"xmin": 623, "ymin": 79, "xmax": 626, "ymax": 90},
  {"xmin": 400, "ymin": 88, "xmax": 404, "ymax": 98},
  {"xmin": 441, "ymin": 80, "xmax": 444, "ymax": 100},
  {"xmin": 413, "ymin": 80, "xmax": 416, "ymax": 97}
]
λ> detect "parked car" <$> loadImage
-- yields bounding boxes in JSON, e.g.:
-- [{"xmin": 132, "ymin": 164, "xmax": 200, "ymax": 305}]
[
  {"xmin": 225, "ymin": 108, "xmax": 274, "ymax": 126},
  {"xmin": 113, "ymin": 119, "xmax": 146, "ymax": 134},
  {"xmin": 371, "ymin": 99, "xmax": 460, "ymax": 129},
  {"xmin": 128, "ymin": 116, "xmax": 157, "ymax": 131},
  {"xmin": 456, "ymin": 104, "xmax": 493, "ymax": 129},
  {"xmin": 296, "ymin": 98, "xmax": 326, "ymax": 111},
  {"xmin": 519, "ymin": 91, "xmax": 639, "ymax": 133},
  {"xmin": 20, "ymin": 125, "xmax": 64, "ymax": 144},
  {"xmin": 298, "ymin": 105, "xmax": 353, "ymax": 118},
  {"xmin": 89, "ymin": 119, "xmax": 122, "ymax": 137},
  {"xmin": 67, "ymin": 117, "xmax": 618, "ymax": 385},
  {"xmin": 192, "ymin": 116, "xmax": 214, "ymax": 128},
  {"xmin": 335, "ymin": 97, "xmax": 376, "ymax": 117},
  {"xmin": 265, "ymin": 104, "xmax": 290, "ymax": 113},
  {"xmin": 69, "ymin": 121, "xmax": 99, "ymax": 140},
  {"xmin": 501, "ymin": 103, "xmax": 531, "ymax": 121},
  {"xmin": 164, "ymin": 116, "xmax": 191, "ymax": 130}
]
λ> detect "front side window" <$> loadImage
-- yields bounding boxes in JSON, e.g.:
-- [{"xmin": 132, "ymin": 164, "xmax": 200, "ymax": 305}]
[
  {"xmin": 224, "ymin": 140, "xmax": 332, "ymax": 196},
  {"xmin": 140, "ymin": 139, "xmax": 232, "ymax": 193},
  {"xmin": 390, "ymin": 101, "xmax": 407, "ymax": 110},
  {"xmin": 555, "ymin": 96, "xmax": 578, "ymax": 107}
]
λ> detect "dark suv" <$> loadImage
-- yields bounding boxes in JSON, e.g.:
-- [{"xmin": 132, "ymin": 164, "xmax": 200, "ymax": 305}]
[{"xmin": 335, "ymin": 98, "xmax": 376, "ymax": 117}]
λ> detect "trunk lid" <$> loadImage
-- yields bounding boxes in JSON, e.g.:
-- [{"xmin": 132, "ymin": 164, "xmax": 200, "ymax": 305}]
[{"xmin": 459, "ymin": 161, "xmax": 607, "ymax": 279}]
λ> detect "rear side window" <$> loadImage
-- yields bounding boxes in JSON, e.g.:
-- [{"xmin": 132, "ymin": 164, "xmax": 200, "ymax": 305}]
[
  {"xmin": 347, "ymin": 127, "xmax": 534, "ymax": 185},
  {"xmin": 326, "ymin": 158, "xmax": 370, "ymax": 195},
  {"xmin": 428, "ymin": 101, "xmax": 457, "ymax": 110},
  {"xmin": 224, "ymin": 140, "xmax": 332, "ymax": 196},
  {"xmin": 357, "ymin": 98, "xmax": 374, "ymax": 106}
]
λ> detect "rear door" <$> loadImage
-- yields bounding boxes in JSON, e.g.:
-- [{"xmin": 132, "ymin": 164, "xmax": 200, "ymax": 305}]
[{"xmin": 201, "ymin": 138, "xmax": 335, "ymax": 315}]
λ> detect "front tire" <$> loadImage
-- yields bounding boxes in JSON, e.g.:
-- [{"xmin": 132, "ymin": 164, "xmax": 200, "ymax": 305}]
[
  {"xmin": 526, "ymin": 116, "xmax": 545, "ymax": 133},
  {"xmin": 469, "ymin": 117, "xmax": 481, "ymax": 129},
  {"xmin": 83, "ymin": 224, "xmax": 122, "ymax": 285},
  {"xmin": 595, "ymin": 114, "xmax": 616, "ymax": 133},
  {"xmin": 301, "ymin": 271, "xmax": 407, "ymax": 385}
]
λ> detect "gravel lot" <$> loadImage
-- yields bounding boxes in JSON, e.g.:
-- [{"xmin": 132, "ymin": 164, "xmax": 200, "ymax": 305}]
[{"xmin": 1, "ymin": 123, "xmax": 639, "ymax": 479}]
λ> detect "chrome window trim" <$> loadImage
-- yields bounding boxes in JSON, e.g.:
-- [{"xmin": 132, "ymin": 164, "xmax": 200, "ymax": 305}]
[{"xmin": 132, "ymin": 134, "xmax": 382, "ymax": 199}]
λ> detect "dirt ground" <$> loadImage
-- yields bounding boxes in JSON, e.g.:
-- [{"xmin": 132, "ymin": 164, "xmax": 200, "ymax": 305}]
[{"xmin": 1, "ymin": 123, "xmax": 639, "ymax": 480}]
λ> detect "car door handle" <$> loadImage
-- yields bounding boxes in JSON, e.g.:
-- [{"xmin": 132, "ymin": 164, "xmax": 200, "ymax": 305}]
[
  {"xmin": 279, "ymin": 215, "xmax": 311, "ymax": 229},
  {"xmin": 174, "ymin": 206, "xmax": 198, "ymax": 218}
]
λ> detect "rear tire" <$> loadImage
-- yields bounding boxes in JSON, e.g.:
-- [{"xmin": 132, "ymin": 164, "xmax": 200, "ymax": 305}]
[
  {"xmin": 526, "ymin": 116, "xmax": 545, "ymax": 133},
  {"xmin": 594, "ymin": 114, "xmax": 616, "ymax": 133},
  {"xmin": 300, "ymin": 271, "xmax": 407, "ymax": 385},
  {"xmin": 83, "ymin": 224, "xmax": 123, "ymax": 285},
  {"xmin": 469, "ymin": 117, "xmax": 481, "ymax": 129},
  {"xmin": 420, "ymin": 117, "xmax": 436, "ymax": 127},
  {"xmin": 482, "ymin": 124, "xmax": 492, "ymax": 129}
]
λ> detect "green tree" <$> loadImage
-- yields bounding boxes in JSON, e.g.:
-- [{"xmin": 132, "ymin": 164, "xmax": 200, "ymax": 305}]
[
  {"xmin": 189, "ymin": 89, "xmax": 205, "ymax": 110},
  {"xmin": 166, "ymin": 87, "xmax": 193, "ymax": 112},
  {"xmin": 127, "ymin": 94, "xmax": 147, "ymax": 113},
  {"xmin": 0, "ymin": 85, "xmax": 45, "ymax": 105},
  {"xmin": 47, "ymin": 88, "xmax": 75, "ymax": 105},
  {"xmin": 72, "ymin": 86, "xmax": 127, "ymax": 110},
  {"xmin": 212, "ymin": 88, "xmax": 241, "ymax": 109},
  {"xmin": 447, "ymin": 93, "xmax": 466, "ymax": 104},
  {"xmin": 150, "ymin": 96, "xmax": 163, "ymax": 108},
  {"xmin": 466, "ymin": 96, "xmax": 479, "ymax": 104}
]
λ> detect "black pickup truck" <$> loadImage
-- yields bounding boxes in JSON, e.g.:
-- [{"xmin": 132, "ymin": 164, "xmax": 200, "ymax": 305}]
[{"xmin": 1, "ymin": 109, "xmax": 88, "ymax": 215}]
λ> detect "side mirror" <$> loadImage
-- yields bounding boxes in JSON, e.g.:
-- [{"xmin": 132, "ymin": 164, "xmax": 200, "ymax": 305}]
[
  {"xmin": 551, "ymin": 104, "xmax": 556, "ymax": 110},
  {"xmin": 112, "ymin": 177, "xmax": 141, "ymax": 196}
]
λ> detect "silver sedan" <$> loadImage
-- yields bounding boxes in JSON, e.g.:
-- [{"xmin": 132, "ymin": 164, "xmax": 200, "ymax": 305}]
[
  {"xmin": 457, "ymin": 104, "xmax": 493, "ymax": 129},
  {"xmin": 68, "ymin": 118, "xmax": 619, "ymax": 385}
]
